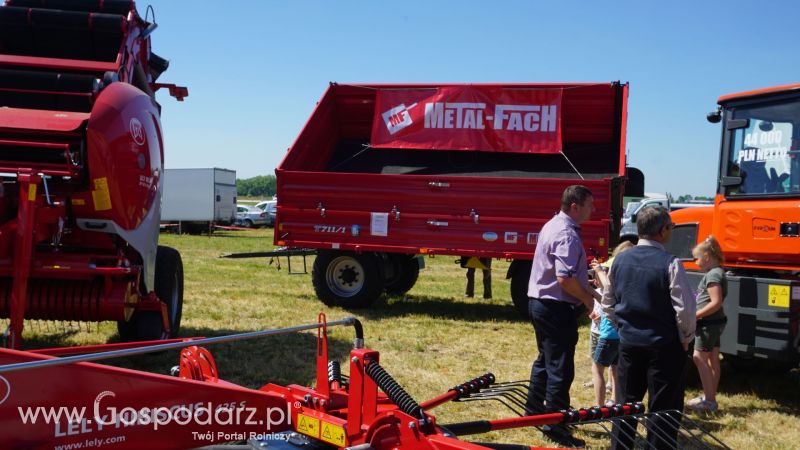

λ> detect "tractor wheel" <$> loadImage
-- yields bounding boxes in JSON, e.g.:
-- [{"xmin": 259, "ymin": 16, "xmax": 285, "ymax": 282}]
[
  {"xmin": 312, "ymin": 251, "xmax": 383, "ymax": 308},
  {"xmin": 509, "ymin": 260, "xmax": 532, "ymax": 318},
  {"xmin": 118, "ymin": 246, "xmax": 184, "ymax": 341},
  {"xmin": 384, "ymin": 254, "xmax": 420, "ymax": 296}
]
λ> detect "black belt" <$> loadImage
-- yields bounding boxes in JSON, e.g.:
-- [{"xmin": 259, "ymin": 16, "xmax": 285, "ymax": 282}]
[{"xmin": 530, "ymin": 297, "xmax": 578, "ymax": 309}]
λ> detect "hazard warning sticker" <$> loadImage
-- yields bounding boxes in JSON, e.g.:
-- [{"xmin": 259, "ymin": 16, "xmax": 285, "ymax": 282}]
[
  {"xmin": 296, "ymin": 413, "xmax": 320, "ymax": 438},
  {"xmin": 92, "ymin": 177, "xmax": 112, "ymax": 211},
  {"xmin": 768, "ymin": 284, "xmax": 790, "ymax": 308},
  {"xmin": 320, "ymin": 421, "xmax": 347, "ymax": 446}
]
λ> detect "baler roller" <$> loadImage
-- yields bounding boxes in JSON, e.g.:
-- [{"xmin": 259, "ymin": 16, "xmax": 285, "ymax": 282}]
[
  {"xmin": 0, "ymin": 277, "xmax": 128, "ymax": 322},
  {"xmin": 0, "ymin": 5, "xmax": 126, "ymax": 63}
]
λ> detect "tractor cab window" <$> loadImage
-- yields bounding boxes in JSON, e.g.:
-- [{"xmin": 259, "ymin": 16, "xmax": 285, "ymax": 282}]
[{"xmin": 725, "ymin": 100, "xmax": 800, "ymax": 196}]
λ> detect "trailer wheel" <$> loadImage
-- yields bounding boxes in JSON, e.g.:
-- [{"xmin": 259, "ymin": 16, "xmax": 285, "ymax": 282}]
[
  {"xmin": 118, "ymin": 246, "xmax": 184, "ymax": 341},
  {"xmin": 509, "ymin": 260, "xmax": 532, "ymax": 318},
  {"xmin": 312, "ymin": 251, "xmax": 383, "ymax": 308},
  {"xmin": 384, "ymin": 254, "xmax": 420, "ymax": 296}
]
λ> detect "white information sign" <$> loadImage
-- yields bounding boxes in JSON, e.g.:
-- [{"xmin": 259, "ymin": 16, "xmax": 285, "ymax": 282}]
[{"xmin": 370, "ymin": 213, "xmax": 389, "ymax": 237}]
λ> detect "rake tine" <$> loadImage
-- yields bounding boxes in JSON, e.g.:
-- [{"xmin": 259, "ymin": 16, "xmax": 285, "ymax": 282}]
[
  {"xmin": 458, "ymin": 396, "xmax": 527, "ymax": 416},
  {"xmin": 663, "ymin": 410, "xmax": 723, "ymax": 450},
  {"xmin": 612, "ymin": 415, "xmax": 646, "ymax": 450},
  {"xmin": 659, "ymin": 411, "xmax": 708, "ymax": 448},
  {"xmin": 679, "ymin": 413, "xmax": 733, "ymax": 450},
  {"xmin": 639, "ymin": 411, "xmax": 683, "ymax": 449},
  {"xmin": 470, "ymin": 388, "xmax": 531, "ymax": 408},
  {"xmin": 478, "ymin": 390, "xmax": 530, "ymax": 407}
]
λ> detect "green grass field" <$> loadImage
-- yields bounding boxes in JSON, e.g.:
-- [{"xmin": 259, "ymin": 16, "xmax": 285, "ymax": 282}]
[{"xmin": 19, "ymin": 228, "xmax": 800, "ymax": 449}]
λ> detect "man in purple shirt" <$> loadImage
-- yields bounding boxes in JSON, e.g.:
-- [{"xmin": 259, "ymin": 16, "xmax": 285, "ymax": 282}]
[{"xmin": 525, "ymin": 185, "xmax": 599, "ymax": 448}]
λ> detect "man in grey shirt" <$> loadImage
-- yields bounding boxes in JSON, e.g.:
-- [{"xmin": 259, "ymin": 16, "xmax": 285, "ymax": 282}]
[{"xmin": 601, "ymin": 206, "xmax": 696, "ymax": 450}]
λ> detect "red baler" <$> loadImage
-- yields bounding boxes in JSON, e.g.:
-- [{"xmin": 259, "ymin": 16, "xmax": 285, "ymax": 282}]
[{"xmin": 0, "ymin": 0, "xmax": 187, "ymax": 348}]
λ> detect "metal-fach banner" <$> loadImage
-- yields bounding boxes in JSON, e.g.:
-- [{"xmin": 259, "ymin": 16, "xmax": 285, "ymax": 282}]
[{"xmin": 370, "ymin": 86, "xmax": 563, "ymax": 153}]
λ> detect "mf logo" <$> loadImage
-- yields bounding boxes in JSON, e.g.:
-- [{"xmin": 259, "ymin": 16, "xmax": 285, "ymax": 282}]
[
  {"xmin": 129, "ymin": 117, "xmax": 146, "ymax": 146},
  {"xmin": 382, "ymin": 103, "xmax": 417, "ymax": 135}
]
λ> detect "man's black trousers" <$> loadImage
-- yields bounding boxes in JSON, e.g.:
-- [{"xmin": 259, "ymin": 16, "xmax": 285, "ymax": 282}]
[
  {"xmin": 612, "ymin": 341, "xmax": 687, "ymax": 450},
  {"xmin": 526, "ymin": 298, "xmax": 579, "ymax": 413}
]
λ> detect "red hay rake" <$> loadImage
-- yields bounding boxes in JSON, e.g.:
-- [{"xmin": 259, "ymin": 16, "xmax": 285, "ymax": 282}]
[{"xmin": 0, "ymin": 315, "xmax": 729, "ymax": 449}]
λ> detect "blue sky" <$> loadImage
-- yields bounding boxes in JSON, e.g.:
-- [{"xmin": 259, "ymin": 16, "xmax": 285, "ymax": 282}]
[{"xmin": 147, "ymin": 0, "xmax": 799, "ymax": 196}]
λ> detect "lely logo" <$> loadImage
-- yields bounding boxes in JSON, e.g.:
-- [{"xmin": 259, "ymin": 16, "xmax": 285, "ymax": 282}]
[
  {"xmin": 0, "ymin": 375, "xmax": 10, "ymax": 406},
  {"xmin": 129, "ymin": 118, "xmax": 146, "ymax": 146},
  {"xmin": 382, "ymin": 103, "xmax": 417, "ymax": 135}
]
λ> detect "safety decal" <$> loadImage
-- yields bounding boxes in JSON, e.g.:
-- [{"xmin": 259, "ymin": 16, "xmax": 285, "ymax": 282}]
[
  {"xmin": 27, "ymin": 184, "xmax": 37, "ymax": 201},
  {"xmin": 71, "ymin": 198, "xmax": 86, "ymax": 206},
  {"xmin": 320, "ymin": 421, "xmax": 347, "ymax": 446},
  {"xmin": 482, "ymin": 232, "xmax": 498, "ymax": 242},
  {"xmin": 504, "ymin": 232, "xmax": 518, "ymax": 244},
  {"xmin": 527, "ymin": 232, "xmax": 538, "ymax": 245},
  {"xmin": 768, "ymin": 285, "xmax": 790, "ymax": 308},
  {"xmin": 296, "ymin": 413, "xmax": 320, "ymax": 438},
  {"xmin": 92, "ymin": 177, "xmax": 112, "ymax": 211}
]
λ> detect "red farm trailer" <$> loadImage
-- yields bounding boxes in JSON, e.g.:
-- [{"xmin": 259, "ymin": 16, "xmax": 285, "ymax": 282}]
[
  {"xmin": 275, "ymin": 83, "xmax": 634, "ymax": 314},
  {"xmin": 0, "ymin": 0, "xmax": 187, "ymax": 347}
]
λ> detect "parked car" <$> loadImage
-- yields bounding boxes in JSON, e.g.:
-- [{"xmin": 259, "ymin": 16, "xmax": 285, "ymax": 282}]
[
  {"xmin": 236, "ymin": 205, "xmax": 267, "ymax": 228},
  {"xmin": 255, "ymin": 200, "xmax": 277, "ymax": 227}
]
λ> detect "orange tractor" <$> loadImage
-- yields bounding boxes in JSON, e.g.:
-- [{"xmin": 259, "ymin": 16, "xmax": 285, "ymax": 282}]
[{"xmin": 669, "ymin": 83, "xmax": 800, "ymax": 369}]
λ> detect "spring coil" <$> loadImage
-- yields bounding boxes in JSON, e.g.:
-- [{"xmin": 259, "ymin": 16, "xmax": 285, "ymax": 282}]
[
  {"xmin": 364, "ymin": 360, "xmax": 423, "ymax": 418},
  {"xmin": 328, "ymin": 360, "xmax": 342, "ymax": 385}
]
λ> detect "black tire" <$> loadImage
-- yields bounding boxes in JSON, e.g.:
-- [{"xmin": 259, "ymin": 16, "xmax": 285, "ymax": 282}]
[
  {"xmin": 118, "ymin": 246, "xmax": 184, "ymax": 341},
  {"xmin": 384, "ymin": 254, "xmax": 420, "ymax": 296},
  {"xmin": 509, "ymin": 260, "xmax": 532, "ymax": 318},
  {"xmin": 312, "ymin": 250, "xmax": 384, "ymax": 308},
  {"xmin": 244, "ymin": 219, "xmax": 254, "ymax": 228}
]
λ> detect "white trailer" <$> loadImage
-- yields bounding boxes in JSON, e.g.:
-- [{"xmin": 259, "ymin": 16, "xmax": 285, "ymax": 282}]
[{"xmin": 161, "ymin": 168, "xmax": 237, "ymax": 233}]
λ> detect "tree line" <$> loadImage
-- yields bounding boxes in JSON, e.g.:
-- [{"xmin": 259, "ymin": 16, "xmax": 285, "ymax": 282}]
[{"xmin": 236, "ymin": 175, "xmax": 276, "ymax": 198}]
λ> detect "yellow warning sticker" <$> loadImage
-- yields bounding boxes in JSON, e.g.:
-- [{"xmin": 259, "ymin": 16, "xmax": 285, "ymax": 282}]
[
  {"xmin": 92, "ymin": 177, "xmax": 112, "ymax": 211},
  {"xmin": 71, "ymin": 198, "xmax": 86, "ymax": 206},
  {"xmin": 320, "ymin": 421, "xmax": 347, "ymax": 447},
  {"xmin": 296, "ymin": 414, "xmax": 320, "ymax": 438},
  {"xmin": 28, "ymin": 184, "xmax": 37, "ymax": 201},
  {"xmin": 768, "ymin": 285, "xmax": 790, "ymax": 308}
]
